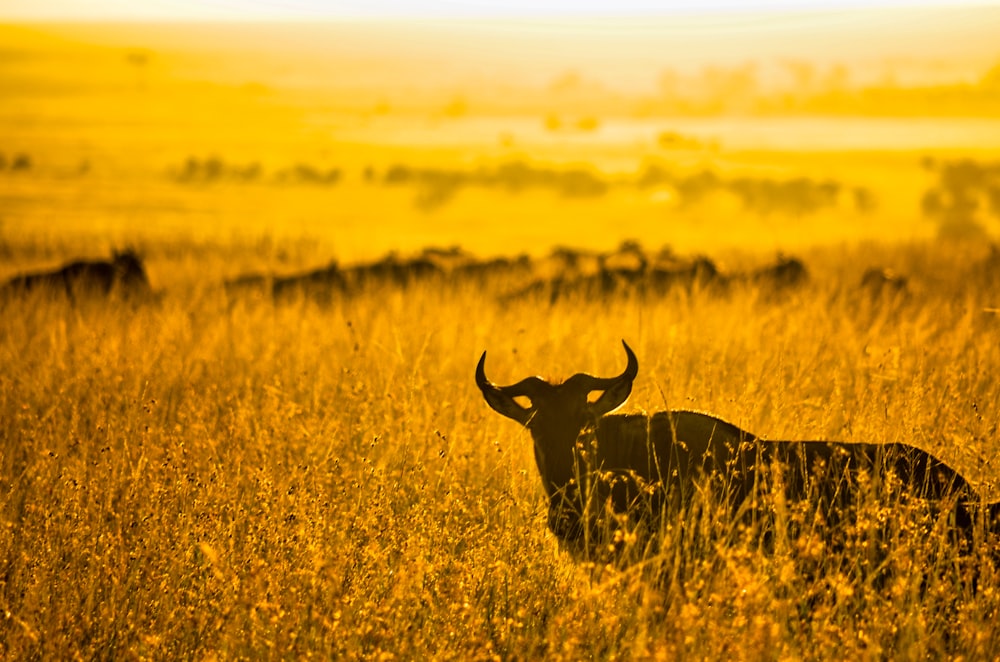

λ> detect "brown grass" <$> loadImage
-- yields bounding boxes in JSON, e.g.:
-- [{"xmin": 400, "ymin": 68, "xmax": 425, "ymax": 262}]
[
  {"xmin": 2, "ymin": 240, "xmax": 999, "ymax": 659},
  {"xmin": 4, "ymin": 20, "xmax": 1000, "ymax": 659}
]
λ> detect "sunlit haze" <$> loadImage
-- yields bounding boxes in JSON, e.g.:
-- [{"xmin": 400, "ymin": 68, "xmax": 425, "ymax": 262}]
[
  {"xmin": 2, "ymin": 1, "xmax": 1000, "ymax": 257},
  {"xmin": 0, "ymin": 0, "xmax": 991, "ymax": 19},
  {"xmin": 4, "ymin": 0, "xmax": 1000, "ymax": 653}
]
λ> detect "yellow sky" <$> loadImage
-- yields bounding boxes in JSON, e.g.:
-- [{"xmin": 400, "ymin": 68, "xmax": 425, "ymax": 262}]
[
  {"xmin": 5, "ymin": 2, "xmax": 996, "ymax": 97},
  {"xmin": 0, "ymin": 0, "xmax": 991, "ymax": 20}
]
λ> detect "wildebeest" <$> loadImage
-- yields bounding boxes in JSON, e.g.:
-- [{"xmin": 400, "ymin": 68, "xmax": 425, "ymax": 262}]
[
  {"xmin": 742, "ymin": 254, "xmax": 808, "ymax": 291},
  {"xmin": 342, "ymin": 253, "xmax": 443, "ymax": 291},
  {"xmin": 646, "ymin": 255, "xmax": 721, "ymax": 295},
  {"xmin": 860, "ymin": 267, "xmax": 909, "ymax": 298},
  {"xmin": 2, "ymin": 250, "xmax": 151, "ymax": 302},
  {"xmin": 451, "ymin": 254, "xmax": 533, "ymax": 289},
  {"xmin": 476, "ymin": 341, "xmax": 997, "ymax": 554},
  {"xmin": 501, "ymin": 253, "xmax": 723, "ymax": 304},
  {"xmin": 271, "ymin": 261, "xmax": 345, "ymax": 304}
]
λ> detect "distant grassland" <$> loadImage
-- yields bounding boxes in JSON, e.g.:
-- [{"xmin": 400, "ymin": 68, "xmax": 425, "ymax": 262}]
[
  {"xmin": 4, "ymin": 21, "xmax": 1000, "ymax": 659},
  {"xmin": 2, "ymin": 238, "xmax": 1000, "ymax": 658},
  {"xmin": 3, "ymin": 24, "xmax": 1000, "ymax": 269}
]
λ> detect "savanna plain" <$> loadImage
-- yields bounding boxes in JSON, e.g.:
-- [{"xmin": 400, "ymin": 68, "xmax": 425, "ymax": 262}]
[{"xmin": 3, "ymin": 13, "xmax": 1000, "ymax": 659}]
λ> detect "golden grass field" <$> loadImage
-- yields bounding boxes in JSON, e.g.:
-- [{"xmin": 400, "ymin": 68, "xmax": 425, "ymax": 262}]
[{"xmin": 2, "ymin": 13, "xmax": 1000, "ymax": 659}]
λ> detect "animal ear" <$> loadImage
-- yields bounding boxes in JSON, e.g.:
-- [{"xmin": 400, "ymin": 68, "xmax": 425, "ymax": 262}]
[
  {"xmin": 588, "ymin": 380, "xmax": 633, "ymax": 417},
  {"xmin": 481, "ymin": 388, "xmax": 533, "ymax": 426}
]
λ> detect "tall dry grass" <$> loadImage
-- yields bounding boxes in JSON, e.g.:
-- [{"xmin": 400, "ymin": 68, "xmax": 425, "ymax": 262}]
[{"xmin": 1, "ymin": 241, "xmax": 999, "ymax": 659}]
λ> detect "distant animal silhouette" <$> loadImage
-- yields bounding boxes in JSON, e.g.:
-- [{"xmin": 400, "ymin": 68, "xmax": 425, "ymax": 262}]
[
  {"xmin": 861, "ymin": 267, "xmax": 909, "ymax": 298},
  {"xmin": 2, "ymin": 250, "xmax": 151, "ymax": 302}
]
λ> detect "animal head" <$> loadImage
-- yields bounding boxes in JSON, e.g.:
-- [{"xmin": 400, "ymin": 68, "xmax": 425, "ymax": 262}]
[
  {"xmin": 476, "ymin": 341, "xmax": 638, "ymax": 486},
  {"xmin": 112, "ymin": 250, "xmax": 151, "ymax": 290}
]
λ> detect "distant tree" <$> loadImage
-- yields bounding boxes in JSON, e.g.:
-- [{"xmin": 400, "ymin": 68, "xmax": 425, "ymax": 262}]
[
  {"xmin": 980, "ymin": 61, "xmax": 1000, "ymax": 90},
  {"xmin": 126, "ymin": 49, "xmax": 151, "ymax": 91},
  {"xmin": 922, "ymin": 158, "xmax": 1000, "ymax": 241}
]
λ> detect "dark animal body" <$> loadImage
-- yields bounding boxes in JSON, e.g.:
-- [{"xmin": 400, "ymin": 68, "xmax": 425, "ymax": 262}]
[
  {"xmin": 860, "ymin": 267, "xmax": 909, "ymax": 298},
  {"xmin": 476, "ymin": 341, "xmax": 996, "ymax": 550},
  {"xmin": 2, "ymin": 251, "xmax": 151, "ymax": 302},
  {"xmin": 229, "ymin": 254, "xmax": 448, "ymax": 306}
]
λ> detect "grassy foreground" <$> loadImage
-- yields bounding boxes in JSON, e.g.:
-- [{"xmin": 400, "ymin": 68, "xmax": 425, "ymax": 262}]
[{"xmin": 2, "ymin": 240, "xmax": 999, "ymax": 659}]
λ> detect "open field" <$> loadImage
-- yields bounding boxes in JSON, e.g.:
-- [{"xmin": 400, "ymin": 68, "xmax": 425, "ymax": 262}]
[
  {"xmin": 3, "ymin": 240, "xmax": 1000, "ymax": 659},
  {"xmin": 3, "ymin": 13, "xmax": 1000, "ymax": 659}
]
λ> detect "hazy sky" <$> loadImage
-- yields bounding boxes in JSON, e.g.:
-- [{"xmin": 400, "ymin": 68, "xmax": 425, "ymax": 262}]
[{"xmin": 0, "ymin": 0, "xmax": 989, "ymax": 20}]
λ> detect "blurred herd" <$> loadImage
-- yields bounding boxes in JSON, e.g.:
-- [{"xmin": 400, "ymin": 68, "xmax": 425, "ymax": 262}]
[{"xmin": 5, "ymin": 240, "xmax": 999, "ymax": 308}]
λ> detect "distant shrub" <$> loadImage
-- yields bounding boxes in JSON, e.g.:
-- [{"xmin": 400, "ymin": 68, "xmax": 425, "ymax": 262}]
[
  {"xmin": 637, "ymin": 160, "xmax": 865, "ymax": 216},
  {"xmin": 381, "ymin": 160, "xmax": 609, "ymax": 210},
  {"xmin": 372, "ymin": 157, "xmax": 864, "ymax": 215},
  {"xmin": 922, "ymin": 158, "xmax": 1000, "ymax": 240},
  {"xmin": 172, "ymin": 157, "xmax": 339, "ymax": 187},
  {"xmin": 657, "ymin": 131, "xmax": 705, "ymax": 150},
  {"xmin": 729, "ymin": 176, "xmax": 840, "ymax": 215}
]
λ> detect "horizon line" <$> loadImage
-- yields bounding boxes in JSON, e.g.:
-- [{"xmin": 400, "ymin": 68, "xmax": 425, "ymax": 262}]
[{"xmin": 0, "ymin": 0, "xmax": 994, "ymax": 22}]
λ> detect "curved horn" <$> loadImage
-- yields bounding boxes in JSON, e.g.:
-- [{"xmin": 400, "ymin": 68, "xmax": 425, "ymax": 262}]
[
  {"xmin": 576, "ymin": 340, "xmax": 638, "ymax": 390},
  {"xmin": 476, "ymin": 351, "xmax": 539, "ymax": 425},
  {"xmin": 582, "ymin": 340, "xmax": 638, "ymax": 416}
]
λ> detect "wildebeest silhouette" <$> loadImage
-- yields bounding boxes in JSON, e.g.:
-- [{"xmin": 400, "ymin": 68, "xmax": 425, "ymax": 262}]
[
  {"xmin": 476, "ymin": 341, "xmax": 997, "ymax": 553},
  {"xmin": 226, "ymin": 253, "xmax": 450, "ymax": 306},
  {"xmin": 741, "ymin": 254, "xmax": 808, "ymax": 291},
  {"xmin": 344, "ymin": 253, "xmax": 443, "ymax": 290},
  {"xmin": 271, "ymin": 261, "xmax": 346, "ymax": 304},
  {"xmin": 646, "ymin": 256, "xmax": 721, "ymax": 295},
  {"xmin": 2, "ymin": 250, "xmax": 151, "ymax": 302},
  {"xmin": 451, "ymin": 254, "xmax": 533, "ymax": 288},
  {"xmin": 501, "ymin": 254, "xmax": 722, "ymax": 304},
  {"xmin": 860, "ymin": 267, "xmax": 909, "ymax": 298}
]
